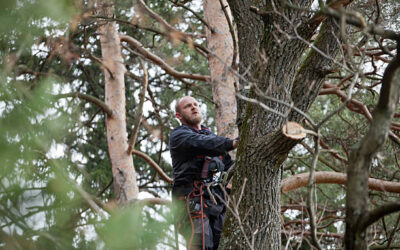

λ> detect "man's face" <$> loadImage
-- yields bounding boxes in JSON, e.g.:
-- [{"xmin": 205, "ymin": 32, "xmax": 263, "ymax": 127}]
[{"xmin": 176, "ymin": 97, "xmax": 202, "ymax": 127}]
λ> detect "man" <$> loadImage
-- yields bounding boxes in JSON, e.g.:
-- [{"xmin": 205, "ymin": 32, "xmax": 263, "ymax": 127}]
[{"xmin": 170, "ymin": 96, "xmax": 238, "ymax": 250}]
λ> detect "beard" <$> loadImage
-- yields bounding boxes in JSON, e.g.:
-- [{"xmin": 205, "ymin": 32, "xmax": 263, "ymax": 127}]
[{"xmin": 181, "ymin": 112, "xmax": 202, "ymax": 127}]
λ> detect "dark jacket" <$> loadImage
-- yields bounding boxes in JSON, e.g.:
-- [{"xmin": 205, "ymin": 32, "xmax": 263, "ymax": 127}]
[{"xmin": 169, "ymin": 125, "xmax": 234, "ymax": 196}]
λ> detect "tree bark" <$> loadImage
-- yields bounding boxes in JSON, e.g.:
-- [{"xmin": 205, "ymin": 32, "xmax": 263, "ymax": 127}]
[
  {"xmin": 97, "ymin": 0, "xmax": 139, "ymax": 204},
  {"xmin": 203, "ymin": 0, "xmax": 238, "ymax": 139},
  {"xmin": 221, "ymin": 1, "xmax": 343, "ymax": 248}
]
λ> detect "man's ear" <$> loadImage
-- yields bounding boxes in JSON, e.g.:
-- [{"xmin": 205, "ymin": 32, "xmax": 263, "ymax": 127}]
[{"xmin": 175, "ymin": 112, "xmax": 182, "ymax": 121}]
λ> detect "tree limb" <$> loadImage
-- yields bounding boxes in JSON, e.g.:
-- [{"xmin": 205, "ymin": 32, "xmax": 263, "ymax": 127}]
[
  {"xmin": 281, "ymin": 171, "xmax": 400, "ymax": 193},
  {"xmin": 359, "ymin": 202, "xmax": 400, "ymax": 232},
  {"xmin": 131, "ymin": 149, "xmax": 174, "ymax": 183},
  {"xmin": 127, "ymin": 59, "xmax": 148, "ymax": 154},
  {"xmin": 55, "ymin": 92, "xmax": 113, "ymax": 117},
  {"xmin": 120, "ymin": 35, "xmax": 210, "ymax": 82},
  {"xmin": 320, "ymin": 7, "xmax": 400, "ymax": 40},
  {"xmin": 133, "ymin": 198, "xmax": 171, "ymax": 206},
  {"xmin": 136, "ymin": 0, "xmax": 199, "ymax": 40}
]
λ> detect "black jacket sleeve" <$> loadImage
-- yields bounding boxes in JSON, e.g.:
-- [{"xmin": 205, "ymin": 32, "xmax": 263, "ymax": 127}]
[{"xmin": 170, "ymin": 126, "xmax": 234, "ymax": 157}]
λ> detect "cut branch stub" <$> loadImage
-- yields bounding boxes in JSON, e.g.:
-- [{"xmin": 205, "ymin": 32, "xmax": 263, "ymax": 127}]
[{"xmin": 282, "ymin": 122, "xmax": 307, "ymax": 140}]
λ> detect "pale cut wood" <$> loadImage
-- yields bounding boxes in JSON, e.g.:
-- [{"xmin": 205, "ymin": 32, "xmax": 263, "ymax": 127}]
[{"xmin": 282, "ymin": 122, "xmax": 307, "ymax": 140}]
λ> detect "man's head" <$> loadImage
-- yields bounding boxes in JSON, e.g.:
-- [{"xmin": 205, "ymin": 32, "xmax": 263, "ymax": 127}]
[{"xmin": 175, "ymin": 96, "xmax": 202, "ymax": 129}]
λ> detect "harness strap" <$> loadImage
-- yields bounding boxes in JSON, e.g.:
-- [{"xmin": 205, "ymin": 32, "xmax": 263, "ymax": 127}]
[
  {"xmin": 186, "ymin": 180, "xmax": 206, "ymax": 250},
  {"xmin": 201, "ymin": 156, "xmax": 211, "ymax": 179}
]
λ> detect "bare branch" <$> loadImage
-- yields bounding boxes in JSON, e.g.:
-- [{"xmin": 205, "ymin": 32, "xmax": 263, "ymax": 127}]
[
  {"xmin": 282, "ymin": 171, "xmax": 400, "ymax": 193},
  {"xmin": 134, "ymin": 198, "xmax": 171, "ymax": 206},
  {"xmin": 131, "ymin": 149, "xmax": 173, "ymax": 183},
  {"xmin": 120, "ymin": 35, "xmax": 211, "ymax": 82},
  {"xmin": 306, "ymin": 134, "xmax": 323, "ymax": 250},
  {"xmin": 359, "ymin": 203, "xmax": 400, "ymax": 232},
  {"xmin": 127, "ymin": 59, "xmax": 148, "ymax": 154},
  {"xmin": 321, "ymin": 7, "xmax": 400, "ymax": 40},
  {"xmin": 168, "ymin": 0, "xmax": 214, "ymax": 33},
  {"xmin": 55, "ymin": 92, "xmax": 113, "ymax": 117},
  {"xmin": 136, "ymin": 0, "xmax": 199, "ymax": 40},
  {"xmin": 308, "ymin": 0, "xmax": 354, "ymax": 27}
]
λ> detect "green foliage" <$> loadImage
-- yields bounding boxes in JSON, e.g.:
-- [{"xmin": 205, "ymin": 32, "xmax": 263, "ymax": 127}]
[{"xmin": 0, "ymin": 0, "xmax": 212, "ymax": 248}]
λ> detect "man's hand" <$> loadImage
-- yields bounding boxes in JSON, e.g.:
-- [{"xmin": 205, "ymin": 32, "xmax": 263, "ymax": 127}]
[{"xmin": 233, "ymin": 138, "xmax": 239, "ymax": 149}]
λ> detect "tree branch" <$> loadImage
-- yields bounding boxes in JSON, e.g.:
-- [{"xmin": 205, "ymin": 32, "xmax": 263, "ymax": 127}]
[
  {"xmin": 308, "ymin": 0, "xmax": 354, "ymax": 27},
  {"xmin": 281, "ymin": 171, "xmax": 400, "ymax": 193},
  {"xmin": 136, "ymin": 0, "xmax": 199, "ymax": 39},
  {"xmin": 134, "ymin": 197, "xmax": 171, "ymax": 206},
  {"xmin": 55, "ymin": 92, "xmax": 113, "ymax": 117},
  {"xmin": 168, "ymin": 0, "xmax": 214, "ymax": 33},
  {"xmin": 131, "ymin": 149, "xmax": 174, "ymax": 183},
  {"xmin": 120, "ymin": 35, "xmax": 210, "ymax": 82},
  {"xmin": 320, "ymin": 7, "xmax": 400, "ymax": 40},
  {"xmin": 127, "ymin": 59, "xmax": 148, "ymax": 154},
  {"xmin": 359, "ymin": 202, "xmax": 400, "ymax": 232}
]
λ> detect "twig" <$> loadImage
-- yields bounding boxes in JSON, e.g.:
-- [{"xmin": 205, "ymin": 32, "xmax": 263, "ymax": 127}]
[
  {"xmin": 168, "ymin": 0, "xmax": 214, "ymax": 33},
  {"xmin": 120, "ymin": 35, "xmax": 211, "ymax": 82},
  {"xmin": 55, "ymin": 92, "xmax": 113, "ymax": 117},
  {"xmin": 306, "ymin": 133, "xmax": 323, "ymax": 250},
  {"xmin": 127, "ymin": 59, "xmax": 148, "ymax": 154}
]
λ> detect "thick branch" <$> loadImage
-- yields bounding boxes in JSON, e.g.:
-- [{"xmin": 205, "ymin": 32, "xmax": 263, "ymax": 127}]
[
  {"xmin": 134, "ymin": 198, "xmax": 171, "ymax": 206},
  {"xmin": 55, "ymin": 92, "xmax": 113, "ymax": 117},
  {"xmin": 308, "ymin": 0, "xmax": 353, "ymax": 27},
  {"xmin": 282, "ymin": 230, "xmax": 343, "ymax": 239},
  {"xmin": 120, "ymin": 35, "xmax": 210, "ymax": 82},
  {"xmin": 131, "ymin": 149, "xmax": 174, "ymax": 183},
  {"xmin": 281, "ymin": 171, "xmax": 400, "ymax": 193},
  {"xmin": 359, "ymin": 202, "xmax": 400, "ymax": 232},
  {"xmin": 321, "ymin": 7, "xmax": 400, "ymax": 40}
]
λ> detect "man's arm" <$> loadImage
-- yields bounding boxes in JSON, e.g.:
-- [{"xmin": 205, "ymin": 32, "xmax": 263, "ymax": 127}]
[{"xmin": 170, "ymin": 127, "xmax": 235, "ymax": 156}]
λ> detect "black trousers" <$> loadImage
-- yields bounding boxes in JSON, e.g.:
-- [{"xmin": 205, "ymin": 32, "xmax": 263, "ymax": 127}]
[{"xmin": 176, "ymin": 196, "xmax": 225, "ymax": 250}]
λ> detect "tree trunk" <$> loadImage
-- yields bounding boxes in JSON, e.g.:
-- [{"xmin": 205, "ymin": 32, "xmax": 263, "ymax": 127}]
[
  {"xmin": 97, "ymin": 0, "xmax": 139, "ymax": 204},
  {"xmin": 220, "ymin": 1, "xmax": 343, "ymax": 248},
  {"xmin": 203, "ymin": 0, "xmax": 238, "ymax": 140}
]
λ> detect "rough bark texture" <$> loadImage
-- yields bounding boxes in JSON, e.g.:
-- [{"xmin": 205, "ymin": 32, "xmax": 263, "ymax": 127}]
[
  {"xmin": 203, "ymin": 0, "xmax": 238, "ymax": 139},
  {"xmin": 97, "ymin": 1, "xmax": 139, "ymax": 203},
  {"xmin": 221, "ymin": 1, "xmax": 343, "ymax": 249},
  {"xmin": 345, "ymin": 50, "xmax": 400, "ymax": 250}
]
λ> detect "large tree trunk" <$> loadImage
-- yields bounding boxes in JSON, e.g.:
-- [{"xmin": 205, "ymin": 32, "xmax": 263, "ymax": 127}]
[
  {"xmin": 97, "ymin": 0, "xmax": 139, "ymax": 204},
  {"xmin": 203, "ymin": 0, "xmax": 238, "ymax": 139},
  {"xmin": 220, "ymin": 1, "xmax": 343, "ymax": 249}
]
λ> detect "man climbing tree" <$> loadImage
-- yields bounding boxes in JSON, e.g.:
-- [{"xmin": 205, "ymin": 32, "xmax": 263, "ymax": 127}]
[{"xmin": 170, "ymin": 96, "xmax": 238, "ymax": 249}]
